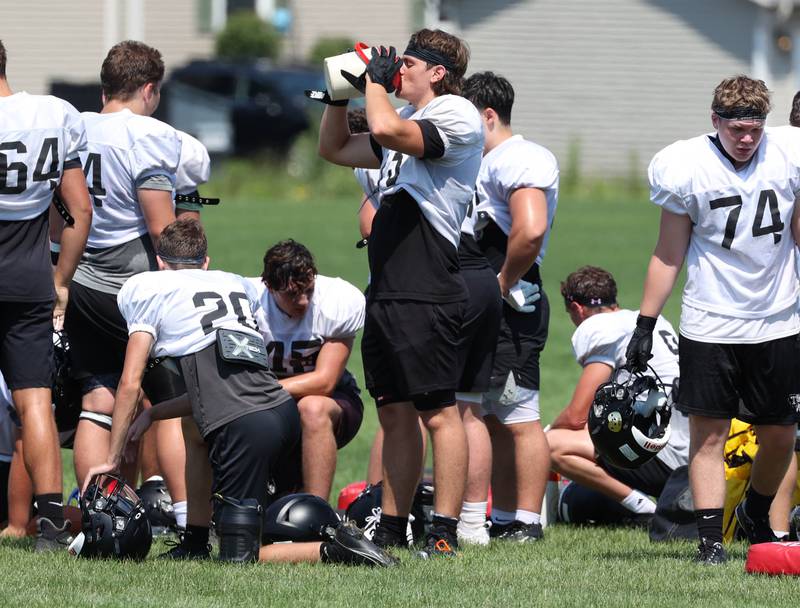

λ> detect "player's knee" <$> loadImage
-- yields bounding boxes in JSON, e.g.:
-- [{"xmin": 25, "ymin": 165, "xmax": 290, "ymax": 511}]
[
  {"xmin": 297, "ymin": 396, "xmax": 337, "ymax": 432},
  {"xmin": 214, "ymin": 495, "xmax": 262, "ymax": 563}
]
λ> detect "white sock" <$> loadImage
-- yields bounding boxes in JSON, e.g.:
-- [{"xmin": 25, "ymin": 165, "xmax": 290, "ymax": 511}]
[
  {"xmin": 145, "ymin": 475, "xmax": 164, "ymax": 483},
  {"xmin": 490, "ymin": 508, "xmax": 515, "ymax": 524},
  {"xmin": 173, "ymin": 500, "xmax": 188, "ymax": 529},
  {"xmin": 620, "ymin": 490, "xmax": 656, "ymax": 514},
  {"xmin": 515, "ymin": 509, "xmax": 540, "ymax": 525},
  {"xmin": 459, "ymin": 501, "xmax": 488, "ymax": 526}
]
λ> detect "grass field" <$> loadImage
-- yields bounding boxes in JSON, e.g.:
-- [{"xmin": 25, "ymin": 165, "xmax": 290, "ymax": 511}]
[{"xmin": 2, "ymin": 165, "xmax": 790, "ymax": 607}]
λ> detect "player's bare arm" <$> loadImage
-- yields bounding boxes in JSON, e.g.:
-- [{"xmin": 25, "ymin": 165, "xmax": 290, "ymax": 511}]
[
  {"xmin": 83, "ymin": 331, "xmax": 152, "ymax": 489},
  {"xmin": 318, "ymin": 106, "xmax": 380, "ymax": 169},
  {"xmin": 53, "ymin": 166, "xmax": 92, "ymax": 323},
  {"xmin": 497, "ymin": 187, "xmax": 548, "ymax": 296},
  {"xmin": 365, "ymin": 81, "xmax": 426, "ymax": 157},
  {"xmin": 550, "ymin": 362, "xmax": 613, "ymax": 430},
  {"xmin": 279, "ymin": 338, "xmax": 353, "ymax": 399},
  {"xmin": 127, "ymin": 394, "xmax": 192, "ymax": 443},
  {"xmin": 139, "ymin": 189, "xmax": 176, "ymax": 246},
  {"xmin": 639, "ymin": 209, "xmax": 692, "ymax": 318}
]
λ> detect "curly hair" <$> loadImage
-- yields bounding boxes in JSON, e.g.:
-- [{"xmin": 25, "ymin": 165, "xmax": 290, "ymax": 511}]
[
  {"xmin": 261, "ymin": 239, "xmax": 317, "ymax": 293},
  {"xmin": 711, "ymin": 75, "xmax": 771, "ymax": 118},
  {"xmin": 560, "ymin": 266, "xmax": 617, "ymax": 308}
]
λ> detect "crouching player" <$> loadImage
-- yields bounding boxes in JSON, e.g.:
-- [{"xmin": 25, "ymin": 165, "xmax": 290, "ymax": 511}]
[
  {"xmin": 85, "ymin": 218, "xmax": 394, "ymax": 566},
  {"xmin": 548, "ymin": 266, "xmax": 689, "ymax": 523}
]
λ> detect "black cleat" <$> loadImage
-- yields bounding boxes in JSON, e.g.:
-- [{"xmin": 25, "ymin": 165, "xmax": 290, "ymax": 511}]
[
  {"xmin": 695, "ymin": 537, "xmax": 727, "ymax": 565},
  {"xmin": 492, "ymin": 520, "xmax": 544, "ymax": 542},
  {"xmin": 735, "ymin": 499, "xmax": 778, "ymax": 545},
  {"xmin": 371, "ymin": 524, "xmax": 408, "ymax": 549},
  {"xmin": 488, "ymin": 521, "xmax": 512, "ymax": 538},
  {"xmin": 321, "ymin": 521, "xmax": 399, "ymax": 567},
  {"xmin": 158, "ymin": 534, "xmax": 211, "ymax": 560},
  {"xmin": 35, "ymin": 518, "xmax": 74, "ymax": 552},
  {"xmin": 416, "ymin": 525, "xmax": 458, "ymax": 558}
]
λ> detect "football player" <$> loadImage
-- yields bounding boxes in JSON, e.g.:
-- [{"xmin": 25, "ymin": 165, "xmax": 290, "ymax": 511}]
[
  {"xmin": 315, "ymin": 29, "xmax": 483, "ymax": 556},
  {"xmin": 0, "ymin": 39, "xmax": 93, "ymax": 549},
  {"xmin": 463, "ymin": 72, "xmax": 558, "ymax": 542},
  {"xmin": 250, "ymin": 239, "xmax": 365, "ymax": 500},
  {"xmin": 64, "ymin": 41, "xmax": 181, "ymax": 487},
  {"xmin": 625, "ymin": 76, "xmax": 800, "ymax": 564},
  {"xmin": 86, "ymin": 218, "xmax": 395, "ymax": 567},
  {"xmin": 548, "ymin": 266, "xmax": 689, "ymax": 521}
]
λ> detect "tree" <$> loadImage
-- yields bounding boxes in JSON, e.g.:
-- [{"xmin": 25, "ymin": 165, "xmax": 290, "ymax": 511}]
[{"xmin": 216, "ymin": 11, "xmax": 280, "ymax": 61}]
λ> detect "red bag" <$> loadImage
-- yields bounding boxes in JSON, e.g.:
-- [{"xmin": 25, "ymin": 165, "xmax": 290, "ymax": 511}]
[
  {"xmin": 745, "ymin": 541, "xmax": 800, "ymax": 575},
  {"xmin": 337, "ymin": 480, "xmax": 367, "ymax": 511}
]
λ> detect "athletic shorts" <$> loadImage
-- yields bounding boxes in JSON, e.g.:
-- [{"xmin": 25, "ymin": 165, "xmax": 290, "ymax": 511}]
[
  {"xmin": 482, "ymin": 289, "xmax": 549, "ymax": 423},
  {"xmin": 599, "ymin": 454, "xmax": 674, "ymax": 498},
  {"xmin": 456, "ymin": 267, "xmax": 502, "ymax": 394},
  {"xmin": 64, "ymin": 282, "xmax": 128, "ymax": 384},
  {"xmin": 677, "ymin": 334, "xmax": 800, "ymax": 425},
  {"xmin": 0, "ymin": 300, "xmax": 54, "ymax": 390},
  {"xmin": 332, "ymin": 371, "xmax": 363, "ymax": 449},
  {"xmin": 362, "ymin": 299, "xmax": 464, "ymax": 410},
  {"xmin": 207, "ymin": 399, "xmax": 301, "ymax": 509}
]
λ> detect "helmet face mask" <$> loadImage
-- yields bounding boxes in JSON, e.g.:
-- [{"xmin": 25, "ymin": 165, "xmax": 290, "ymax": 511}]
[
  {"xmin": 588, "ymin": 367, "xmax": 673, "ymax": 469},
  {"xmin": 76, "ymin": 474, "xmax": 152, "ymax": 560}
]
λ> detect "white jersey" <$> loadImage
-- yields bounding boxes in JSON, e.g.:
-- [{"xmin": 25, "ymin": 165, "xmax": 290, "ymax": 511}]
[
  {"xmin": 248, "ymin": 275, "xmax": 365, "ymax": 377},
  {"xmin": 475, "ymin": 134, "xmax": 559, "ymax": 265},
  {"xmin": 0, "ymin": 92, "xmax": 86, "ymax": 220},
  {"xmin": 175, "ymin": 130, "xmax": 211, "ymax": 195},
  {"xmin": 378, "ymin": 95, "xmax": 483, "ymax": 248},
  {"xmin": 649, "ymin": 127, "xmax": 800, "ymax": 341},
  {"xmin": 117, "ymin": 269, "xmax": 262, "ymax": 358},
  {"xmin": 571, "ymin": 308, "xmax": 688, "ymax": 470},
  {"xmin": 354, "ymin": 167, "xmax": 381, "ymax": 210},
  {"xmin": 81, "ymin": 109, "xmax": 181, "ymax": 249}
]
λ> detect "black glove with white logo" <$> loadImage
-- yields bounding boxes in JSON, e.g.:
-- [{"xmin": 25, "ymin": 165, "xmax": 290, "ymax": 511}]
[
  {"xmin": 625, "ymin": 315, "xmax": 657, "ymax": 373},
  {"xmin": 304, "ymin": 89, "xmax": 348, "ymax": 106}
]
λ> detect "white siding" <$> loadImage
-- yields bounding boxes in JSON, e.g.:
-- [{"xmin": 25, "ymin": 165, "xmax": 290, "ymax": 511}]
[{"xmin": 458, "ymin": 0, "xmax": 761, "ymax": 177}]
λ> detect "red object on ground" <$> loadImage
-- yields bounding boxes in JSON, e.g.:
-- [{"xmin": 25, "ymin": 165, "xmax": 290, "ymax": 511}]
[
  {"xmin": 745, "ymin": 541, "xmax": 800, "ymax": 575},
  {"xmin": 337, "ymin": 481, "xmax": 367, "ymax": 511}
]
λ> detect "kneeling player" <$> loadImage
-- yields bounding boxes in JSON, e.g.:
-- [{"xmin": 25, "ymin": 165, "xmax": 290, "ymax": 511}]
[
  {"xmin": 86, "ymin": 219, "xmax": 393, "ymax": 566},
  {"xmin": 250, "ymin": 240, "xmax": 365, "ymax": 500},
  {"xmin": 548, "ymin": 267, "xmax": 689, "ymax": 521}
]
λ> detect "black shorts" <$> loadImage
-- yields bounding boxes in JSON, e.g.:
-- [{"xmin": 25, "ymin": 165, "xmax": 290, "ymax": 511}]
[
  {"xmin": 332, "ymin": 371, "xmax": 364, "ymax": 449},
  {"xmin": 0, "ymin": 300, "xmax": 54, "ymax": 390},
  {"xmin": 489, "ymin": 288, "xmax": 549, "ymax": 391},
  {"xmin": 64, "ymin": 282, "xmax": 128, "ymax": 382},
  {"xmin": 362, "ymin": 299, "xmax": 464, "ymax": 410},
  {"xmin": 599, "ymin": 454, "xmax": 674, "ymax": 498},
  {"xmin": 677, "ymin": 334, "xmax": 800, "ymax": 425},
  {"xmin": 207, "ymin": 399, "xmax": 301, "ymax": 509},
  {"xmin": 457, "ymin": 267, "xmax": 502, "ymax": 394}
]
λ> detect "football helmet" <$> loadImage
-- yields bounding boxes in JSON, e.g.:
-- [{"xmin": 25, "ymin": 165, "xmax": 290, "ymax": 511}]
[
  {"xmin": 136, "ymin": 478, "xmax": 177, "ymax": 535},
  {"xmin": 71, "ymin": 474, "xmax": 152, "ymax": 560},
  {"xmin": 588, "ymin": 366, "xmax": 673, "ymax": 469},
  {"xmin": 344, "ymin": 481, "xmax": 431, "ymax": 543},
  {"xmin": 262, "ymin": 493, "xmax": 340, "ymax": 543},
  {"xmin": 52, "ymin": 330, "xmax": 81, "ymax": 437}
]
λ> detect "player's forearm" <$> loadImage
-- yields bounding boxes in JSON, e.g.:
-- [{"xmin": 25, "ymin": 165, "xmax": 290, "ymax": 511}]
[
  {"xmin": 365, "ymin": 83, "xmax": 402, "ymax": 142},
  {"xmin": 149, "ymin": 394, "xmax": 193, "ymax": 421},
  {"xmin": 639, "ymin": 254, "xmax": 681, "ymax": 318},
  {"xmin": 108, "ymin": 382, "xmax": 142, "ymax": 466},
  {"xmin": 318, "ymin": 105, "xmax": 351, "ymax": 162},
  {"xmin": 279, "ymin": 371, "xmax": 338, "ymax": 399},
  {"xmin": 498, "ymin": 231, "xmax": 543, "ymax": 295},
  {"xmin": 53, "ymin": 173, "xmax": 92, "ymax": 288}
]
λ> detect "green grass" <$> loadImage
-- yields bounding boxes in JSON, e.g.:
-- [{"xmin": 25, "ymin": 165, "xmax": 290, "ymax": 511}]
[{"xmin": 8, "ymin": 166, "xmax": 785, "ymax": 607}]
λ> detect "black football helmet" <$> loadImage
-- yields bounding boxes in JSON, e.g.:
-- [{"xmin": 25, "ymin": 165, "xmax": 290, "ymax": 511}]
[
  {"xmin": 588, "ymin": 366, "xmax": 673, "ymax": 469},
  {"xmin": 262, "ymin": 493, "xmax": 340, "ymax": 543},
  {"xmin": 72, "ymin": 474, "xmax": 152, "ymax": 560},
  {"xmin": 344, "ymin": 481, "xmax": 431, "ymax": 543},
  {"xmin": 136, "ymin": 478, "xmax": 177, "ymax": 535},
  {"xmin": 52, "ymin": 330, "xmax": 81, "ymax": 438}
]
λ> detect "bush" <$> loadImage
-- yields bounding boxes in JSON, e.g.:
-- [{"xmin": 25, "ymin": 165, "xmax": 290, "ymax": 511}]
[
  {"xmin": 216, "ymin": 11, "xmax": 281, "ymax": 61},
  {"xmin": 308, "ymin": 36, "xmax": 355, "ymax": 68}
]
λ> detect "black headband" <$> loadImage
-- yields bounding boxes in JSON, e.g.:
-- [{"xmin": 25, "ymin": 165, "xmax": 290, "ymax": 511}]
[
  {"xmin": 564, "ymin": 294, "xmax": 616, "ymax": 308},
  {"xmin": 403, "ymin": 43, "xmax": 456, "ymax": 72},
  {"xmin": 157, "ymin": 252, "xmax": 206, "ymax": 266},
  {"xmin": 713, "ymin": 106, "xmax": 767, "ymax": 121}
]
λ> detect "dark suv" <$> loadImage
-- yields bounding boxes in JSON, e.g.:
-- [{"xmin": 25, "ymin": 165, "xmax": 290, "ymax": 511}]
[{"xmin": 167, "ymin": 60, "xmax": 324, "ymax": 154}]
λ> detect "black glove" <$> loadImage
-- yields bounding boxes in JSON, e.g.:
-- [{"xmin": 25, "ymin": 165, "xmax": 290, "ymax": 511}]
[
  {"xmin": 304, "ymin": 89, "xmax": 348, "ymax": 107},
  {"xmin": 625, "ymin": 315, "xmax": 657, "ymax": 373},
  {"xmin": 342, "ymin": 46, "xmax": 402, "ymax": 94},
  {"xmin": 340, "ymin": 69, "xmax": 367, "ymax": 95}
]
